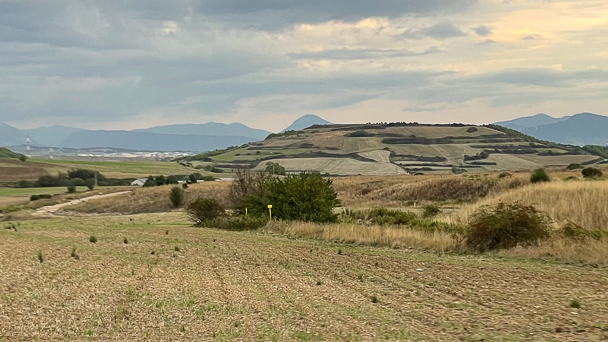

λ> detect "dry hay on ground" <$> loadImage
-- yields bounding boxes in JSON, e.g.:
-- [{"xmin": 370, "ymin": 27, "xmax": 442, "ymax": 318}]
[{"xmin": 1, "ymin": 213, "xmax": 607, "ymax": 341}]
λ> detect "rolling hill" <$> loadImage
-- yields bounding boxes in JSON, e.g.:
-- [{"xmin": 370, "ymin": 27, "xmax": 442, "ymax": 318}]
[
  {"xmin": 496, "ymin": 113, "xmax": 608, "ymax": 146},
  {"xmin": 182, "ymin": 122, "xmax": 604, "ymax": 176}
]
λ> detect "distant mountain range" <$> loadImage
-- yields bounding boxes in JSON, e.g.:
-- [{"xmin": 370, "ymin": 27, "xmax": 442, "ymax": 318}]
[
  {"xmin": 0, "ymin": 115, "xmax": 332, "ymax": 152},
  {"xmin": 495, "ymin": 113, "xmax": 608, "ymax": 146}
]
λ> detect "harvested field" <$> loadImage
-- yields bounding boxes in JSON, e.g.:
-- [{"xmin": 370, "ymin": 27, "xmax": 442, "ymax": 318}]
[
  {"xmin": 254, "ymin": 158, "xmax": 406, "ymax": 176},
  {"xmin": 1, "ymin": 213, "xmax": 607, "ymax": 341}
]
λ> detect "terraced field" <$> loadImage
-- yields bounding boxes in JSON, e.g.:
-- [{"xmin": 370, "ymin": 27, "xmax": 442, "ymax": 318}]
[
  {"xmin": 189, "ymin": 123, "xmax": 604, "ymax": 176},
  {"xmin": 1, "ymin": 213, "xmax": 607, "ymax": 341}
]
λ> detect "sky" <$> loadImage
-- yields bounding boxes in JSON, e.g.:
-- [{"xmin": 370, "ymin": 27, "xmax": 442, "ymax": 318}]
[{"xmin": 1, "ymin": 0, "xmax": 607, "ymax": 132}]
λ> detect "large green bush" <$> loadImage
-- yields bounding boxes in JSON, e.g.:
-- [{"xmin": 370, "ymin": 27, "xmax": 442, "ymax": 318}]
[
  {"xmin": 169, "ymin": 187, "xmax": 184, "ymax": 208},
  {"xmin": 530, "ymin": 168, "xmax": 550, "ymax": 183},
  {"xmin": 264, "ymin": 173, "xmax": 341, "ymax": 223},
  {"xmin": 582, "ymin": 167, "xmax": 603, "ymax": 179},
  {"xmin": 466, "ymin": 202, "xmax": 551, "ymax": 252},
  {"xmin": 187, "ymin": 198, "xmax": 225, "ymax": 226}
]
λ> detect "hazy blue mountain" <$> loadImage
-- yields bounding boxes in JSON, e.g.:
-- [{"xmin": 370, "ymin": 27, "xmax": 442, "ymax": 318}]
[
  {"xmin": 133, "ymin": 122, "xmax": 271, "ymax": 140},
  {"xmin": 0, "ymin": 122, "xmax": 25, "ymax": 147},
  {"xmin": 495, "ymin": 113, "xmax": 570, "ymax": 132},
  {"xmin": 23, "ymin": 125, "xmax": 84, "ymax": 147},
  {"xmin": 59, "ymin": 130, "xmax": 256, "ymax": 152},
  {"xmin": 514, "ymin": 113, "xmax": 608, "ymax": 146},
  {"xmin": 282, "ymin": 114, "xmax": 331, "ymax": 132}
]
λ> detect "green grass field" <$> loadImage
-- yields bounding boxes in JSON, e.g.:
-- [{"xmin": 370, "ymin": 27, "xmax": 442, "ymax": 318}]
[{"xmin": 29, "ymin": 159, "xmax": 195, "ymax": 178}]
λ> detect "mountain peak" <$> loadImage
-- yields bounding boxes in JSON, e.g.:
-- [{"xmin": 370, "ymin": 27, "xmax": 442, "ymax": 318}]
[{"xmin": 281, "ymin": 115, "xmax": 331, "ymax": 132}]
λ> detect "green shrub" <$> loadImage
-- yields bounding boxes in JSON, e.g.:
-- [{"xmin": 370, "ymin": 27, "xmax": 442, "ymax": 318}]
[
  {"xmin": 89, "ymin": 235, "xmax": 98, "ymax": 243},
  {"xmin": 465, "ymin": 202, "xmax": 551, "ymax": 252},
  {"xmin": 530, "ymin": 168, "xmax": 550, "ymax": 183},
  {"xmin": 169, "ymin": 187, "xmax": 184, "ymax": 208},
  {"xmin": 561, "ymin": 222, "xmax": 603, "ymax": 241},
  {"xmin": 84, "ymin": 178, "xmax": 95, "ymax": 190},
  {"xmin": 582, "ymin": 167, "xmax": 603, "ymax": 178},
  {"xmin": 367, "ymin": 208, "xmax": 418, "ymax": 225},
  {"xmin": 498, "ymin": 172, "xmax": 512, "ymax": 179},
  {"xmin": 566, "ymin": 163, "xmax": 582, "ymax": 170},
  {"xmin": 30, "ymin": 194, "xmax": 40, "ymax": 201},
  {"xmin": 422, "ymin": 204, "xmax": 441, "ymax": 218},
  {"xmin": 67, "ymin": 185, "xmax": 77, "ymax": 193},
  {"xmin": 263, "ymin": 173, "xmax": 341, "ymax": 223},
  {"xmin": 37, "ymin": 251, "xmax": 44, "ymax": 263},
  {"xmin": 265, "ymin": 162, "xmax": 286, "ymax": 175},
  {"xmin": 69, "ymin": 178, "xmax": 85, "ymax": 186},
  {"xmin": 124, "ymin": 237, "xmax": 129, "ymax": 244},
  {"xmin": 466, "ymin": 127, "xmax": 478, "ymax": 133},
  {"xmin": 569, "ymin": 299, "xmax": 581, "ymax": 309},
  {"xmin": 187, "ymin": 197, "xmax": 225, "ymax": 226}
]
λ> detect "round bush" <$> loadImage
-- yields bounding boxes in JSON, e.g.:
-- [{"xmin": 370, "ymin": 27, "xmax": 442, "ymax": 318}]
[
  {"xmin": 582, "ymin": 167, "xmax": 602, "ymax": 179},
  {"xmin": 466, "ymin": 202, "xmax": 551, "ymax": 252},
  {"xmin": 187, "ymin": 197, "xmax": 225, "ymax": 226},
  {"xmin": 530, "ymin": 168, "xmax": 550, "ymax": 183}
]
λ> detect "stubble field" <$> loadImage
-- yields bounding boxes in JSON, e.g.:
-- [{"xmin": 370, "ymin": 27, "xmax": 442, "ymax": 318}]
[{"xmin": 1, "ymin": 213, "xmax": 607, "ymax": 341}]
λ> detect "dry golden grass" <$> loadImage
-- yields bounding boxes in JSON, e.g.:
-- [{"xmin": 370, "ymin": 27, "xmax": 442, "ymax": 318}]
[
  {"xmin": 331, "ymin": 173, "xmax": 532, "ymax": 208},
  {"xmin": 451, "ymin": 180, "xmax": 608, "ymax": 229},
  {"xmin": 66, "ymin": 182, "xmax": 232, "ymax": 214},
  {"xmin": 264, "ymin": 220, "xmax": 461, "ymax": 252},
  {"xmin": 2, "ymin": 213, "xmax": 608, "ymax": 341}
]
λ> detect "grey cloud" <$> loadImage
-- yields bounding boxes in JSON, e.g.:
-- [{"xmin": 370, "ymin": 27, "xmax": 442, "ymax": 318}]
[
  {"xmin": 422, "ymin": 22, "xmax": 467, "ymax": 39},
  {"xmin": 399, "ymin": 21, "xmax": 467, "ymax": 40},
  {"xmin": 474, "ymin": 25, "xmax": 492, "ymax": 37},
  {"xmin": 288, "ymin": 47, "xmax": 442, "ymax": 60}
]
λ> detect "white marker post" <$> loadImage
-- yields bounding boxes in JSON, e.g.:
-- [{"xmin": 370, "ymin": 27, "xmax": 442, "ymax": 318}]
[{"xmin": 268, "ymin": 204, "xmax": 272, "ymax": 220}]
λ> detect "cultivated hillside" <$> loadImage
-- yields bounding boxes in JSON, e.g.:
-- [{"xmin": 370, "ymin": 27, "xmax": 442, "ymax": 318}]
[{"xmin": 184, "ymin": 123, "xmax": 603, "ymax": 176}]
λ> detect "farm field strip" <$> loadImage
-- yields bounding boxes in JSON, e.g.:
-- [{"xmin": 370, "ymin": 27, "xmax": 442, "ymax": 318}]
[{"xmin": 1, "ymin": 213, "xmax": 607, "ymax": 341}]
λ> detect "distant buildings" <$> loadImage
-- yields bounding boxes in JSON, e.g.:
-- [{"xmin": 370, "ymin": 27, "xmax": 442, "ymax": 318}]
[{"xmin": 131, "ymin": 178, "xmax": 148, "ymax": 186}]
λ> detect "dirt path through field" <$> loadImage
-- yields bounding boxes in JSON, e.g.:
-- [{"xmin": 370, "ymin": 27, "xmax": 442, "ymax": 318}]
[{"xmin": 31, "ymin": 191, "xmax": 131, "ymax": 217}]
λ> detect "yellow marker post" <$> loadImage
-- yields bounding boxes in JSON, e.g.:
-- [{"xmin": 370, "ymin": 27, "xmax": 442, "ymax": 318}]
[
  {"xmin": 268, "ymin": 204, "xmax": 273, "ymax": 220},
  {"xmin": 245, "ymin": 208, "xmax": 248, "ymax": 217}
]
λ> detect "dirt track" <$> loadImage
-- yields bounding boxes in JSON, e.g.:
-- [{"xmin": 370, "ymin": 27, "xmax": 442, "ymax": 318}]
[{"xmin": 31, "ymin": 191, "xmax": 131, "ymax": 217}]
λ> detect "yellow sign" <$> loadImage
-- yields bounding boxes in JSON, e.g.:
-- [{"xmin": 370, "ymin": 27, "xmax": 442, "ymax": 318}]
[{"xmin": 267, "ymin": 205, "xmax": 273, "ymax": 209}]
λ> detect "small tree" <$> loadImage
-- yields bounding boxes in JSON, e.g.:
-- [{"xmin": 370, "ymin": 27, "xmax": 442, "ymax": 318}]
[
  {"xmin": 530, "ymin": 168, "xmax": 550, "ymax": 183},
  {"xmin": 169, "ymin": 187, "xmax": 184, "ymax": 208},
  {"xmin": 265, "ymin": 162, "xmax": 286, "ymax": 176},
  {"xmin": 187, "ymin": 198, "xmax": 225, "ymax": 226},
  {"xmin": 582, "ymin": 167, "xmax": 603, "ymax": 179}
]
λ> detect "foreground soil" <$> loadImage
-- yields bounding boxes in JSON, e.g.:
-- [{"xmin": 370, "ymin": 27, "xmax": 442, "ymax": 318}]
[{"xmin": 1, "ymin": 213, "xmax": 607, "ymax": 341}]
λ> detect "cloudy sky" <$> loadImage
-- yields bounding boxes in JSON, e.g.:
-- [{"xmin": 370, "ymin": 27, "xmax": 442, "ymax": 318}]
[{"xmin": 1, "ymin": 0, "xmax": 607, "ymax": 132}]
